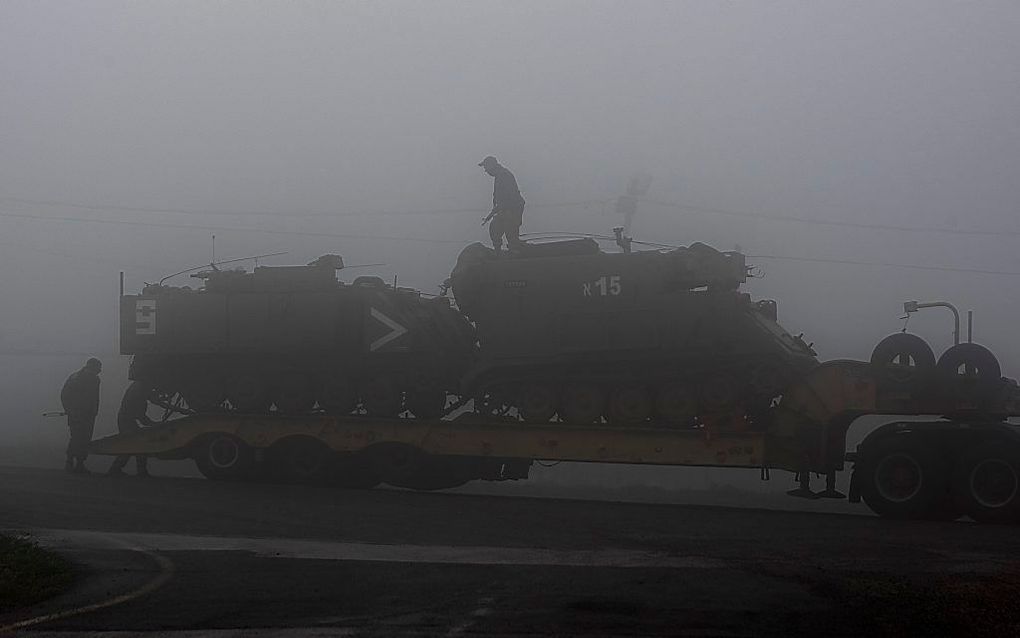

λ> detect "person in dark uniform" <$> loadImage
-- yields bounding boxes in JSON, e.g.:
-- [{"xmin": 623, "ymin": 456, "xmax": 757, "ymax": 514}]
[
  {"xmin": 60, "ymin": 358, "xmax": 102, "ymax": 473},
  {"xmin": 479, "ymin": 156, "xmax": 526, "ymax": 254},
  {"xmin": 107, "ymin": 381, "xmax": 155, "ymax": 477}
]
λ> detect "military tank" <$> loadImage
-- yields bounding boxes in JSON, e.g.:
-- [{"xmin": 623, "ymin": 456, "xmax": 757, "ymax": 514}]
[
  {"xmin": 121, "ymin": 255, "xmax": 476, "ymax": 418},
  {"xmin": 450, "ymin": 238, "xmax": 818, "ymax": 427}
]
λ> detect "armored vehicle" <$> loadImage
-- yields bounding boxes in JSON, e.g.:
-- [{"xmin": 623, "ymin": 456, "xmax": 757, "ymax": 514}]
[
  {"xmin": 121, "ymin": 256, "xmax": 476, "ymax": 418},
  {"xmin": 450, "ymin": 239, "xmax": 818, "ymax": 427}
]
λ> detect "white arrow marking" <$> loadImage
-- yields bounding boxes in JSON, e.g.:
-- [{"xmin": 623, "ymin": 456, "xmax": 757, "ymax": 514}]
[{"xmin": 370, "ymin": 307, "xmax": 409, "ymax": 351}]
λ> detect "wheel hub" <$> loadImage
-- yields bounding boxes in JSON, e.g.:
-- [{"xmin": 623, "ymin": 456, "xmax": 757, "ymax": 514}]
[
  {"xmin": 874, "ymin": 453, "xmax": 923, "ymax": 503},
  {"xmin": 969, "ymin": 459, "xmax": 1018, "ymax": 509}
]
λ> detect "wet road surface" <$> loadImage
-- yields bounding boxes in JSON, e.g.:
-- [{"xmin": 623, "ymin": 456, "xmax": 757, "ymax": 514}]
[{"xmin": 2, "ymin": 466, "xmax": 1019, "ymax": 636}]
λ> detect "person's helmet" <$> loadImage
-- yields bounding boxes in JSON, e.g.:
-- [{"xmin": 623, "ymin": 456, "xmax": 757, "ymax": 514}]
[
  {"xmin": 85, "ymin": 357, "xmax": 102, "ymax": 373},
  {"xmin": 478, "ymin": 156, "xmax": 499, "ymax": 169}
]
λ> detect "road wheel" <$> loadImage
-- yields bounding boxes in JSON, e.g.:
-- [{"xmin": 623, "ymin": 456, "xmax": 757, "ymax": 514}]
[
  {"xmin": 194, "ymin": 434, "xmax": 255, "ymax": 480},
  {"xmin": 518, "ymin": 383, "xmax": 557, "ymax": 423},
  {"xmin": 937, "ymin": 343, "xmax": 1001, "ymax": 403},
  {"xmin": 182, "ymin": 373, "xmax": 225, "ymax": 413},
  {"xmin": 608, "ymin": 384, "xmax": 652, "ymax": 425},
  {"xmin": 406, "ymin": 385, "xmax": 447, "ymax": 420},
  {"xmin": 360, "ymin": 376, "xmax": 402, "ymax": 417},
  {"xmin": 274, "ymin": 373, "xmax": 316, "ymax": 415},
  {"xmin": 271, "ymin": 437, "xmax": 332, "ymax": 484},
  {"xmin": 655, "ymin": 382, "xmax": 697, "ymax": 426},
  {"xmin": 870, "ymin": 333, "xmax": 936, "ymax": 395},
  {"xmin": 319, "ymin": 373, "xmax": 357, "ymax": 415},
  {"xmin": 560, "ymin": 382, "xmax": 605, "ymax": 424},
  {"xmin": 699, "ymin": 375, "xmax": 737, "ymax": 413},
  {"xmin": 858, "ymin": 435, "xmax": 950, "ymax": 520},
  {"xmin": 227, "ymin": 372, "xmax": 271, "ymax": 413},
  {"xmin": 365, "ymin": 443, "xmax": 423, "ymax": 486},
  {"xmin": 953, "ymin": 442, "xmax": 1020, "ymax": 524},
  {"xmin": 387, "ymin": 457, "xmax": 472, "ymax": 491},
  {"xmin": 329, "ymin": 453, "xmax": 383, "ymax": 489}
]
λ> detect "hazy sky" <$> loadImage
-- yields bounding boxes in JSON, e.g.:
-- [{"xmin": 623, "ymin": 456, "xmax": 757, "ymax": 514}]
[{"xmin": 2, "ymin": 2, "xmax": 1020, "ymax": 445}]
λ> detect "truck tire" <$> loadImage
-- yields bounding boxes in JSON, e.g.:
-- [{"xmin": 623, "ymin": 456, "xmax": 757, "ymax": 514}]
[
  {"xmin": 858, "ymin": 435, "xmax": 949, "ymax": 520},
  {"xmin": 366, "ymin": 443, "xmax": 423, "ymax": 486},
  {"xmin": 952, "ymin": 441, "xmax": 1020, "ymax": 524},
  {"xmin": 271, "ymin": 437, "xmax": 332, "ymax": 484},
  {"xmin": 936, "ymin": 343, "xmax": 1001, "ymax": 403},
  {"xmin": 194, "ymin": 434, "xmax": 255, "ymax": 480},
  {"xmin": 329, "ymin": 452, "xmax": 383, "ymax": 489},
  {"xmin": 870, "ymin": 333, "xmax": 936, "ymax": 395}
]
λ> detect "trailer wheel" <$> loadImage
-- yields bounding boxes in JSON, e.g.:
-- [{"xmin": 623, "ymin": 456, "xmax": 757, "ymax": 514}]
[
  {"xmin": 952, "ymin": 442, "xmax": 1020, "ymax": 524},
  {"xmin": 560, "ymin": 382, "xmax": 606, "ymax": 424},
  {"xmin": 518, "ymin": 384, "xmax": 557, "ymax": 423},
  {"xmin": 859, "ymin": 435, "xmax": 949, "ymax": 520},
  {"xmin": 387, "ymin": 457, "xmax": 473, "ymax": 491},
  {"xmin": 271, "ymin": 437, "xmax": 332, "ymax": 483},
  {"xmin": 655, "ymin": 382, "xmax": 697, "ymax": 426},
  {"xmin": 936, "ymin": 343, "xmax": 1001, "ymax": 402},
  {"xmin": 194, "ymin": 434, "xmax": 255, "ymax": 480},
  {"xmin": 366, "ymin": 443, "xmax": 423, "ymax": 486},
  {"xmin": 870, "ymin": 333, "xmax": 936, "ymax": 393},
  {"xmin": 329, "ymin": 453, "xmax": 383, "ymax": 489},
  {"xmin": 608, "ymin": 384, "xmax": 652, "ymax": 425}
]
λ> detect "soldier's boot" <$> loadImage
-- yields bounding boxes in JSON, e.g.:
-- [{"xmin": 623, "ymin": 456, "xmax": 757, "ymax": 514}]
[{"xmin": 64, "ymin": 457, "xmax": 74, "ymax": 473}]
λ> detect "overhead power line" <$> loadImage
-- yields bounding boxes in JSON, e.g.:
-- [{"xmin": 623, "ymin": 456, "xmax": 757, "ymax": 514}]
[
  {"xmin": 5, "ymin": 193, "xmax": 1016, "ymax": 237},
  {"xmin": 747, "ymin": 254, "xmax": 1020, "ymax": 277},
  {"xmin": 643, "ymin": 198, "xmax": 1020, "ymax": 239},
  {"xmin": 0, "ymin": 209, "xmax": 469, "ymax": 244},
  {"xmin": 0, "ymin": 195, "xmax": 607, "ymax": 219}
]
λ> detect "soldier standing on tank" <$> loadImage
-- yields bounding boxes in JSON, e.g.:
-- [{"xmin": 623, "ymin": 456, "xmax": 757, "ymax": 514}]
[
  {"xmin": 107, "ymin": 381, "xmax": 155, "ymax": 477},
  {"xmin": 479, "ymin": 156, "xmax": 526, "ymax": 254},
  {"xmin": 60, "ymin": 358, "xmax": 102, "ymax": 473}
]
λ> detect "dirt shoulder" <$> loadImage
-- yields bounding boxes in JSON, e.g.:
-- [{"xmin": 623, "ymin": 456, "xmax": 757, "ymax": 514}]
[{"xmin": 0, "ymin": 533, "xmax": 75, "ymax": 612}]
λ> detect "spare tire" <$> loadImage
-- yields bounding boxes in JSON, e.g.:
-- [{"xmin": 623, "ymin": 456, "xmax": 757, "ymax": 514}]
[
  {"xmin": 936, "ymin": 343, "xmax": 1001, "ymax": 403},
  {"xmin": 870, "ymin": 333, "xmax": 936, "ymax": 395}
]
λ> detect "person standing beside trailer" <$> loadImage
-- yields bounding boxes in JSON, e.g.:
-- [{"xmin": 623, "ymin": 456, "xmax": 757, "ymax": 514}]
[
  {"xmin": 107, "ymin": 380, "xmax": 155, "ymax": 477},
  {"xmin": 60, "ymin": 358, "xmax": 102, "ymax": 473}
]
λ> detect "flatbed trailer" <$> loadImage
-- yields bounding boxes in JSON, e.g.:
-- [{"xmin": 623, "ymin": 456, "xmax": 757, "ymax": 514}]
[{"xmin": 90, "ymin": 358, "xmax": 1020, "ymax": 523}]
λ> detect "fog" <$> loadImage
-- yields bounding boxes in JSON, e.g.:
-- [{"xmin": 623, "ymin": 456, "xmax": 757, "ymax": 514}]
[{"xmin": 2, "ymin": 2, "xmax": 1019, "ymax": 490}]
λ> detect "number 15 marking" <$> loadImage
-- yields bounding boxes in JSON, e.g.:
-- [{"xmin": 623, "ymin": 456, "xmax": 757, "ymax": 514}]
[{"xmin": 584, "ymin": 275, "xmax": 622, "ymax": 297}]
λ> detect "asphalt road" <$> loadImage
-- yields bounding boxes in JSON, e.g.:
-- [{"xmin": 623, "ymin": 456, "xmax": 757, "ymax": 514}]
[{"xmin": 3, "ymin": 465, "xmax": 1020, "ymax": 636}]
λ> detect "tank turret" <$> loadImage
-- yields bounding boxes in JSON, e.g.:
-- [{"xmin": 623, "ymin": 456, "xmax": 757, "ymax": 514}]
[
  {"xmin": 121, "ymin": 255, "xmax": 476, "ymax": 418},
  {"xmin": 450, "ymin": 240, "xmax": 817, "ymax": 427}
]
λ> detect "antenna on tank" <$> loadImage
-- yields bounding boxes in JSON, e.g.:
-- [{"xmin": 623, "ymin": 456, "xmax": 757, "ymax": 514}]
[
  {"xmin": 158, "ymin": 251, "xmax": 288, "ymax": 285},
  {"xmin": 211, "ymin": 234, "xmax": 216, "ymax": 264},
  {"xmin": 616, "ymin": 173, "xmax": 653, "ymax": 236}
]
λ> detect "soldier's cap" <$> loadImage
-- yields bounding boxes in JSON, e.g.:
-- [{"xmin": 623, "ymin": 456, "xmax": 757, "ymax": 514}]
[
  {"xmin": 85, "ymin": 357, "xmax": 102, "ymax": 371},
  {"xmin": 478, "ymin": 156, "xmax": 498, "ymax": 168}
]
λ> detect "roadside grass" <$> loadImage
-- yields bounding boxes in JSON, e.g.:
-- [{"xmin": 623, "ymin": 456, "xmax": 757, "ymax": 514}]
[{"xmin": 0, "ymin": 534, "xmax": 75, "ymax": 612}]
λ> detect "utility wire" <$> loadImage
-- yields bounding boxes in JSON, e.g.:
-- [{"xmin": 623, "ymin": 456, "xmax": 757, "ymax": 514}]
[
  {"xmin": 0, "ymin": 195, "xmax": 607, "ymax": 219},
  {"xmin": 0, "ymin": 209, "xmax": 469, "ymax": 244},
  {"xmin": 642, "ymin": 198, "xmax": 1020, "ymax": 238},
  {"xmin": 5, "ymin": 192, "xmax": 1016, "ymax": 237},
  {"xmin": 747, "ymin": 254, "xmax": 1020, "ymax": 277}
]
